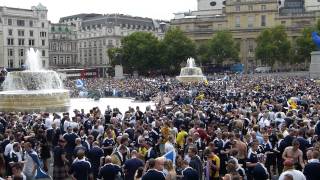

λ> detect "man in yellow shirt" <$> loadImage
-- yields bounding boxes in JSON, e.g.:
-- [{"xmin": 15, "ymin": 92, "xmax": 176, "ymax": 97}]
[
  {"xmin": 176, "ymin": 125, "xmax": 188, "ymax": 149},
  {"xmin": 204, "ymin": 148, "xmax": 220, "ymax": 180}
]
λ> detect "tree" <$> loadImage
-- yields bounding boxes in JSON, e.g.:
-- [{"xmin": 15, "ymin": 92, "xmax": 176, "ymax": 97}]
[
  {"xmin": 207, "ymin": 31, "xmax": 239, "ymax": 65},
  {"xmin": 255, "ymin": 26, "xmax": 290, "ymax": 67},
  {"xmin": 121, "ymin": 32, "xmax": 160, "ymax": 74},
  {"xmin": 196, "ymin": 42, "xmax": 210, "ymax": 65},
  {"xmin": 294, "ymin": 27, "xmax": 317, "ymax": 65},
  {"xmin": 161, "ymin": 27, "xmax": 196, "ymax": 72}
]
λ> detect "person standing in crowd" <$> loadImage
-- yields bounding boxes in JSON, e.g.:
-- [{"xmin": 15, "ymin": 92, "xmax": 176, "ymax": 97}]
[
  {"xmin": 181, "ymin": 160, "xmax": 198, "ymax": 180},
  {"xmin": 87, "ymin": 141, "xmax": 104, "ymax": 179},
  {"xmin": 303, "ymin": 151, "xmax": 320, "ymax": 180},
  {"xmin": 69, "ymin": 150, "xmax": 92, "ymax": 180},
  {"xmin": 124, "ymin": 150, "xmax": 144, "ymax": 180},
  {"xmin": 282, "ymin": 139, "xmax": 304, "ymax": 171},
  {"xmin": 279, "ymin": 159, "xmax": 306, "ymax": 180},
  {"xmin": 53, "ymin": 138, "xmax": 69, "ymax": 180},
  {"xmin": 98, "ymin": 156, "xmax": 122, "ymax": 180},
  {"xmin": 141, "ymin": 158, "xmax": 165, "ymax": 180},
  {"xmin": 22, "ymin": 142, "xmax": 37, "ymax": 180},
  {"xmin": 188, "ymin": 145, "xmax": 202, "ymax": 180}
]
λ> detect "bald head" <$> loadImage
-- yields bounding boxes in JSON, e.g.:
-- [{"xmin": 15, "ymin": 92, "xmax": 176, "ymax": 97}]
[{"xmin": 155, "ymin": 157, "xmax": 165, "ymax": 171}]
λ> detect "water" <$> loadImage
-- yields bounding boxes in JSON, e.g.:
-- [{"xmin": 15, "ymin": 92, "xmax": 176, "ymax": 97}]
[
  {"xmin": 26, "ymin": 48, "xmax": 43, "ymax": 71},
  {"xmin": 187, "ymin": 57, "xmax": 196, "ymax": 68},
  {"xmin": 2, "ymin": 48, "xmax": 63, "ymax": 91}
]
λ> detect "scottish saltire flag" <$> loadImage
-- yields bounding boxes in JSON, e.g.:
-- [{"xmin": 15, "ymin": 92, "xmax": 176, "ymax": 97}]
[
  {"xmin": 27, "ymin": 151, "xmax": 51, "ymax": 179},
  {"xmin": 75, "ymin": 79, "xmax": 84, "ymax": 89},
  {"xmin": 162, "ymin": 150, "xmax": 176, "ymax": 165}
]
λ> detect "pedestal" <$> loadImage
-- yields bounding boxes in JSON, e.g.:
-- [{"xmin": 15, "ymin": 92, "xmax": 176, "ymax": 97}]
[
  {"xmin": 114, "ymin": 65, "xmax": 124, "ymax": 79},
  {"xmin": 310, "ymin": 51, "xmax": 320, "ymax": 79}
]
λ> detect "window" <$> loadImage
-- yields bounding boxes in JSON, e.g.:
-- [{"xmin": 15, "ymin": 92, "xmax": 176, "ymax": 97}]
[
  {"xmin": 17, "ymin": 20, "xmax": 25, "ymax": 26},
  {"xmin": 8, "ymin": 59, "xmax": 14, "ymax": 68},
  {"xmin": 261, "ymin": 15, "xmax": 266, "ymax": 26},
  {"xmin": 8, "ymin": 19, "xmax": 12, "ymax": 25},
  {"xmin": 8, "ymin": 29, "xmax": 12, "ymax": 36},
  {"xmin": 281, "ymin": 21, "xmax": 286, "ymax": 25},
  {"xmin": 261, "ymin": 5, "xmax": 267, "ymax": 10},
  {"xmin": 42, "ymin": 60, "xmax": 45, "ymax": 67},
  {"xmin": 40, "ymin": 32, "xmax": 47, "ymax": 37},
  {"xmin": 19, "ymin": 59, "xmax": 24, "ymax": 67},
  {"xmin": 29, "ymin": 39, "xmax": 35, "ymax": 46},
  {"xmin": 19, "ymin": 49, "xmax": 24, "ymax": 56},
  {"xmin": 18, "ymin": 39, "xmax": 24, "ymax": 46},
  {"xmin": 236, "ymin": 5, "xmax": 240, "ymax": 12},
  {"xmin": 53, "ymin": 56, "xmax": 57, "ymax": 65},
  {"xmin": 18, "ymin": 30, "xmax": 24, "ymax": 36},
  {"xmin": 59, "ymin": 57, "xmax": 64, "ymax": 65},
  {"xmin": 42, "ymin": 40, "xmax": 45, "ymax": 46},
  {"xmin": 248, "ymin": 16, "xmax": 254, "ymax": 28},
  {"xmin": 41, "ymin": 22, "xmax": 45, "ymax": 28},
  {"xmin": 7, "ymin": 49, "xmax": 14, "ymax": 56},
  {"xmin": 7, "ymin": 38, "xmax": 14, "ymax": 45},
  {"xmin": 66, "ymin": 56, "xmax": 70, "ymax": 64},
  {"xmin": 248, "ymin": 5, "xmax": 253, "ymax": 11},
  {"xmin": 42, "ymin": 50, "xmax": 46, "ymax": 57},
  {"xmin": 29, "ymin": 21, "xmax": 33, "ymax": 27},
  {"xmin": 108, "ymin": 40, "xmax": 113, "ymax": 45},
  {"xmin": 30, "ymin": 30, "xmax": 34, "ymax": 37},
  {"xmin": 235, "ymin": 16, "xmax": 241, "ymax": 27}
]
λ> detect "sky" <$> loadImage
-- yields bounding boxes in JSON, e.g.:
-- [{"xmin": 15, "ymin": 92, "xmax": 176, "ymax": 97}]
[{"xmin": 0, "ymin": 0, "xmax": 197, "ymax": 22}]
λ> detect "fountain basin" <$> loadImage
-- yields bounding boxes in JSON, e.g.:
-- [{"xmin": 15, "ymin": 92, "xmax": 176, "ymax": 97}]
[
  {"xmin": 0, "ymin": 89, "xmax": 70, "ymax": 112},
  {"xmin": 176, "ymin": 75, "xmax": 207, "ymax": 83}
]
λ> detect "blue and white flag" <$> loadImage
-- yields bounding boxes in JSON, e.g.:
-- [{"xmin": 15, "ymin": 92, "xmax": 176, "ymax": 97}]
[
  {"xmin": 162, "ymin": 150, "xmax": 176, "ymax": 165},
  {"xmin": 75, "ymin": 79, "xmax": 84, "ymax": 89},
  {"xmin": 27, "ymin": 151, "xmax": 51, "ymax": 179}
]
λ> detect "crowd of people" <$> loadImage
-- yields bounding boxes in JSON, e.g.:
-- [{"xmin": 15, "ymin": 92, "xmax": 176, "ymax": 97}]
[{"xmin": 0, "ymin": 74, "xmax": 320, "ymax": 180}]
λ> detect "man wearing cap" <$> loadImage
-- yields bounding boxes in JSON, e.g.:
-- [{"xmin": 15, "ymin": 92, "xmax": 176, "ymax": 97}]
[{"xmin": 279, "ymin": 159, "xmax": 306, "ymax": 180}]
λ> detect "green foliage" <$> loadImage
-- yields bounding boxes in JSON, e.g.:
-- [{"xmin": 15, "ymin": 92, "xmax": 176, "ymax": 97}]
[
  {"xmin": 255, "ymin": 26, "xmax": 291, "ymax": 66},
  {"xmin": 294, "ymin": 26, "xmax": 317, "ymax": 64},
  {"xmin": 160, "ymin": 27, "xmax": 196, "ymax": 72},
  {"xmin": 121, "ymin": 32, "xmax": 160, "ymax": 74},
  {"xmin": 196, "ymin": 42, "xmax": 210, "ymax": 65},
  {"xmin": 207, "ymin": 31, "xmax": 239, "ymax": 65}
]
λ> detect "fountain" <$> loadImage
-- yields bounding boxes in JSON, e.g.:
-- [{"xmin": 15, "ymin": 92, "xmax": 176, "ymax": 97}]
[
  {"xmin": 176, "ymin": 58, "xmax": 206, "ymax": 83},
  {"xmin": 0, "ymin": 48, "xmax": 70, "ymax": 112}
]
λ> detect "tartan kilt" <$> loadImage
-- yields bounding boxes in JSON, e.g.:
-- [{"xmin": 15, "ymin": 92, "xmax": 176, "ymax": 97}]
[{"xmin": 53, "ymin": 165, "xmax": 67, "ymax": 180}]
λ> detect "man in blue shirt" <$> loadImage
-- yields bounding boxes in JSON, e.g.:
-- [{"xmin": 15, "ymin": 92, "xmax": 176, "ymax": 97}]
[
  {"xmin": 98, "ymin": 156, "xmax": 122, "ymax": 180},
  {"xmin": 87, "ymin": 141, "xmax": 104, "ymax": 179},
  {"xmin": 69, "ymin": 150, "xmax": 92, "ymax": 180},
  {"xmin": 124, "ymin": 150, "xmax": 144, "ymax": 180},
  {"xmin": 182, "ymin": 160, "xmax": 199, "ymax": 180},
  {"xmin": 142, "ymin": 158, "xmax": 165, "ymax": 180}
]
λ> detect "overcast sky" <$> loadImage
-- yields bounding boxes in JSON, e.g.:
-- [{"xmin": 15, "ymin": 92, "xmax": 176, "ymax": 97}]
[{"xmin": 0, "ymin": 0, "xmax": 197, "ymax": 22}]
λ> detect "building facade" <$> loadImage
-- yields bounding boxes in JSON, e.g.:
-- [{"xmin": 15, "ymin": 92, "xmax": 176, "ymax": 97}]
[
  {"xmin": 171, "ymin": 0, "xmax": 320, "ymax": 71},
  {"xmin": 59, "ymin": 14, "xmax": 167, "ymax": 68},
  {"xmin": 48, "ymin": 23, "xmax": 78, "ymax": 68},
  {"xmin": 0, "ymin": 4, "xmax": 49, "ymax": 69}
]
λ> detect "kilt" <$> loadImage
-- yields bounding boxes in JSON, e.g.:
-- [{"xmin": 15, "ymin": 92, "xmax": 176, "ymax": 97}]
[{"xmin": 53, "ymin": 165, "xmax": 67, "ymax": 180}]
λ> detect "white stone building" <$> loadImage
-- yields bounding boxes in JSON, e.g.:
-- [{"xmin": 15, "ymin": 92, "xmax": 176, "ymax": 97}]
[
  {"xmin": 59, "ymin": 14, "xmax": 167, "ymax": 68},
  {"xmin": 0, "ymin": 4, "xmax": 49, "ymax": 69}
]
